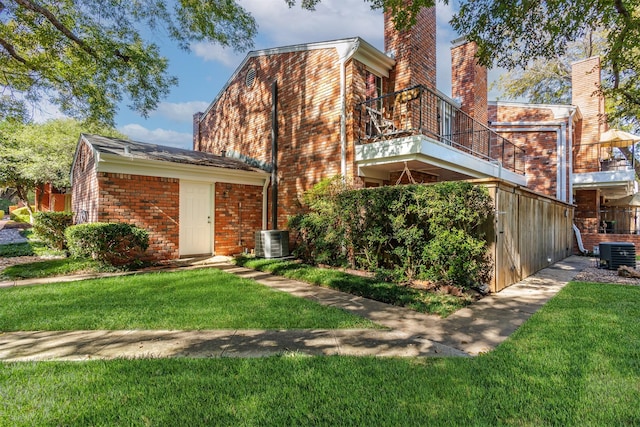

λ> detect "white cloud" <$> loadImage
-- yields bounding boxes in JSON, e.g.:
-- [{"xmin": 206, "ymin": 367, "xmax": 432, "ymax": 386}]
[
  {"xmin": 150, "ymin": 101, "xmax": 210, "ymax": 123},
  {"xmin": 118, "ymin": 124, "xmax": 192, "ymax": 149},
  {"xmin": 239, "ymin": 0, "xmax": 384, "ymax": 49},
  {"xmin": 192, "ymin": 42, "xmax": 244, "ymax": 67}
]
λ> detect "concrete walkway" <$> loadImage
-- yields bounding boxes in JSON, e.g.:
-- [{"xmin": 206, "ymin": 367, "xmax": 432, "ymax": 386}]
[{"xmin": 0, "ymin": 256, "xmax": 591, "ymax": 361}]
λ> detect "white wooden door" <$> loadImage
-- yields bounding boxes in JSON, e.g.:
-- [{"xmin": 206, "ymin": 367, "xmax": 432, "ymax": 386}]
[{"xmin": 179, "ymin": 181, "xmax": 212, "ymax": 256}]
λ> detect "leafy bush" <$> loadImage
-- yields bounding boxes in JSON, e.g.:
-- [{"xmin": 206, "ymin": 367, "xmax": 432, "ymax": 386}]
[
  {"xmin": 289, "ymin": 180, "xmax": 494, "ymax": 290},
  {"xmin": 32, "ymin": 211, "xmax": 73, "ymax": 250},
  {"xmin": 0, "ymin": 209, "xmax": 4, "ymax": 218},
  {"xmin": 65, "ymin": 222, "xmax": 149, "ymax": 267},
  {"xmin": 9, "ymin": 206, "xmax": 34, "ymax": 223}
]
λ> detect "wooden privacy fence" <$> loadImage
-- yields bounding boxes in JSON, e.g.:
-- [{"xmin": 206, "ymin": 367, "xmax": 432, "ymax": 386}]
[{"xmin": 475, "ymin": 179, "xmax": 574, "ymax": 293}]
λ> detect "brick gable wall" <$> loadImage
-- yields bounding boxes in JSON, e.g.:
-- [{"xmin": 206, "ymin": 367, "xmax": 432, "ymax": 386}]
[
  {"xmin": 196, "ymin": 48, "xmax": 344, "ymax": 229},
  {"xmin": 71, "ymin": 140, "xmax": 99, "ymax": 223}
]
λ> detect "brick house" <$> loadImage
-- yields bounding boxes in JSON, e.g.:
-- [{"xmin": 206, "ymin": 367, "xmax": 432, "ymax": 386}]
[
  {"xmin": 72, "ymin": 5, "xmax": 635, "ymax": 286},
  {"xmin": 194, "ymin": 7, "xmax": 527, "ymax": 233},
  {"xmin": 477, "ymin": 56, "xmax": 638, "ymax": 253},
  {"xmin": 70, "ymin": 134, "xmax": 269, "ymax": 260}
]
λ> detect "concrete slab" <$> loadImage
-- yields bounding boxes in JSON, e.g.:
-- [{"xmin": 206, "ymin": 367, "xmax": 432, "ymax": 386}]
[{"xmin": 0, "ymin": 329, "xmax": 466, "ymax": 361}]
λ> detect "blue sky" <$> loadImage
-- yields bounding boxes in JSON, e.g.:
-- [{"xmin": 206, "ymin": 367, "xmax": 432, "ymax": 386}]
[{"xmin": 110, "ymin": 1, "xmax": 489, "ymax": 150}]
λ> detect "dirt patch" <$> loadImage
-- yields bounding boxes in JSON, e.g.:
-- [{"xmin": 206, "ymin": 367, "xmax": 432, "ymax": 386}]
[{"xmin": 0, "ymin": 256, "xmax": 43, "ymax": 270}]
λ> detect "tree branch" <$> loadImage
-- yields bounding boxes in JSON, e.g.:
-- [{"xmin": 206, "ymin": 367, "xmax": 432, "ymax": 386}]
[
  {"xmin": 13, "ymin": 0, "xmax": 97, "ymax": 58},
  {"xmin": 0, "ymin": 36, "xmax": 27, "ymax": 64}
]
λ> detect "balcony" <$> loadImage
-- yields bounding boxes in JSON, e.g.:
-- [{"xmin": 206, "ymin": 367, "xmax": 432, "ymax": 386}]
[
  {"xmin": 355, "ymin": 85, "xmax": 526, "ymax": 185},
  {"xmin": 572, "ymin": 142, "xmax": 636, "ymax": 198}
]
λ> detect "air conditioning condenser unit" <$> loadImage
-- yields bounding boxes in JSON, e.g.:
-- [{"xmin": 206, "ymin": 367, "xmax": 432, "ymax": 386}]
[{"xmin": 255, "ymin": 230, "xmax": 289, "ymax": 258}]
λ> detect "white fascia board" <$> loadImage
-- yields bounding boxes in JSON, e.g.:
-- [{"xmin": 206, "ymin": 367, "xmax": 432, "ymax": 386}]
[
  {"xmin": 96, "ymin": 153, "xmax": 269, "ymax": 187},
  {"xmin": 201, "ymin": 38, "xmax": 361, "ymax": 118},
  {"xmin": 352, "ymin": 37, "xmax": 395, "ymax": 78},
  {"xmin": 572, "ymin": 170, "xmax": 636, "ymax": 188},
  {"xmin": 355, "ymin": 135, "xmax": 527, "ymax": 186}
]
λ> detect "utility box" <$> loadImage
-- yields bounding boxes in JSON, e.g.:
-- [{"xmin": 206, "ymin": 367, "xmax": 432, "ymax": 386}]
[
  {"xmin": 255, "ymin": 230, "xmax": 290, "ymax": 258},
  {"xmin": 599, "ymin": 242, "xmax": 636, "ymax": 270}
]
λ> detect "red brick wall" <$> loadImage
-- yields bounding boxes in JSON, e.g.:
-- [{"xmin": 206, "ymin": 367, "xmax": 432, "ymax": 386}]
[
  {"xmin": 451, "ymin": 40, "xmax": 488, "ymax": 125},
  {"xmin": 196, "ymin": 48, "xmax": 344, "ymax": 230},
  {"xmin": 71, "ymin": 139, "xmax": 100, "ymax": 223},
  {"xmin": 572, "ymin": 57, "xmax": 604, "ymax": 146},
  {"xmin": 579, "ymin": 233, "xmax": 640, "ymax": 255},
  {"xmin": 214, "ymin": 183, "xmax": 264, "ymax": 255},
  {"xmin": 490, "ymin": 104, "xmax": 572, "ymax": 201},
  {"xmin": 384, "ymin": 5, "xmax": 436, "ymax": 91},
  {"xmin": 97, "ymin": 173, "xmax": 180, "ymax": 260},
  {"xmin": 574, "ymin": 189, "xmax": 600, "ymax": 234}
]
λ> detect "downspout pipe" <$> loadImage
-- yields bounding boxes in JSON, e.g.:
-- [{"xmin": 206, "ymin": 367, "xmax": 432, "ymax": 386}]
[
  {"xmin": 271, "ymin": 80, "xmax": 278, "ymax": 230},
  {"xmin": 573, "ymin": 223, "xmax": 588, "ymax": 254}
]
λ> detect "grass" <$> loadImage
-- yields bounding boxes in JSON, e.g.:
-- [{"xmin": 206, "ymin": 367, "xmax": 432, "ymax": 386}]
[
  {"xmin": 236, "ymin": 256, "xmax": 472, "ymax": 317},
  {"xmin": 0, "ymin": 258, "xmax": 102, "ymax": 280},
  {"xmin": 1, "ymin": 281, "xmax": 639, "ymax": 425},
  {"xmin": 0, "ymin": 268, "xmax": 377, "ymax": 330},
  {"xmin": 0, "ymin": 229, "xmax": 64, "ymax": 258}
]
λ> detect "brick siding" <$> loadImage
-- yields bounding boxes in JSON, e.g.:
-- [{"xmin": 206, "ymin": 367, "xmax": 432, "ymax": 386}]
[
  {"xmin": 451, "ymin": 41, "xmax": 488, "ymax": 124},
  {"xmin": 384, "ymin": 6, "xmax": 436, "ymax": 91},
  {"xmin": 214, "ymin": 183, "xmax": 264, "ymax": 255},
  {"xmin": 97, "ymin": 172, "xmax": 180, "ymax": 261},
  {"xmin": 71, "ymin": 140, "xmax": 100, "ymax": 223},
  {"xmin": 196, "ymin": 49, "xmax": 344, "ymax": 230}
]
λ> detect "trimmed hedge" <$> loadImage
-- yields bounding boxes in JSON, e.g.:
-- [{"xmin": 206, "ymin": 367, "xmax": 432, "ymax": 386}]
[
  {"xmin": 65, "ymin": 222, "xmax": 149, "ymax": 267},
  {"xmin": 33, "ymin": 211, "xmax": 73, "ymax": 250},
  {"xmin": 9, "ymin": 206, "xmax": 34, "ymax": 223},
  {"xmin": 289, "ymin": 180, "xmax": 494, "ymax": 289}
]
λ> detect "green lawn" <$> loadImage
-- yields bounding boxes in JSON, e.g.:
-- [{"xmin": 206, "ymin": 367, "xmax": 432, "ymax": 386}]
[
  {"xmin": 1, "ymin": 282, "xmax": 639, "ymax": 425},
  {"xmin": 1, "ymin": 257, "xmax": 102, "ymax": 280},
  {"xmin": 236, "ymin": 256, "xmax": 472, "ymax": 317},
  {"xmin": 0, "ymin": 268, "xmax": 376, "ymax": 330}
]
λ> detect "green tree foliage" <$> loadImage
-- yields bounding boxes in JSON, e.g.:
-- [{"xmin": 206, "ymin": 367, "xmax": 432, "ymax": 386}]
[
  {"xmin": 0, "ymin": 0, "xmax": 257, "ymax": 124},
  {"xmin": 493, "ymin": 31, "xmax": 608, "ymax": 105},
  {"xmin": 452, "ymin": 0, "xmax": 640, "ymax": 127},
  {"xmin": 0, "ymin": 118, "xmax": 123, "ymax": 219}
]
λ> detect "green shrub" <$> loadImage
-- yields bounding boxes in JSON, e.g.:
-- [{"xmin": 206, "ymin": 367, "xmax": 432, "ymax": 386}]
[
  {"xmin": 65, "ymin": 222, "xmax": 149, "ymax": 267},
  {"xmin": 289, "ymin": 180, "xmax": 494, "ymax": 290},
  {"xmin": 32, "ymin": 211, "xmax": 73, "ymax": 250},
  {"xmin": 9, "ymin": 206, "xmax": 34, "ymax": 223},
  {"xmin": 0, "ymin": 209, "xmax": 4, "ymax": 218}
]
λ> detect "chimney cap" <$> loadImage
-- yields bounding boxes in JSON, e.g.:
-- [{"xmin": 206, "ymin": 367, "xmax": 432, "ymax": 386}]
[{"xmin": 451, "ymin": 36, "xmax": 471, "ymax": 49}]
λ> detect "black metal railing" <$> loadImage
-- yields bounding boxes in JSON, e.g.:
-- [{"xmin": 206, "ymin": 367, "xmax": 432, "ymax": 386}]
[
  {"xmin": 573, "ymin": 141, "xmax": 635, "ymax": 174},
  {"xmin": 356, "ymin": 85, "xmax": 526, "ymax": 175}
]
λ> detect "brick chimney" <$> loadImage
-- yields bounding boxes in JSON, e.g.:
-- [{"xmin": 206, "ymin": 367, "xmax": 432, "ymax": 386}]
[
  {"xmin": 571, "ymin": 57, "xmax": 605, "ymax": 144},
  {"xmin": 193, "ymin": 111, "xmax": 203, "ymax": 151},
  {"xmin": 384, "ymin": 5, "xmax": 437, "ymax": 91},
  {"xmin": 450, "ymin": 38, "xmax": 488, "ymax": 125}
]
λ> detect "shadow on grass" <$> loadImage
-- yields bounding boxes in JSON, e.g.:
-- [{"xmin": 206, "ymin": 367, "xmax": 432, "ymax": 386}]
[{"xmin": 235, "ymin": 256, "xmax": 471, "ymax": 317}]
